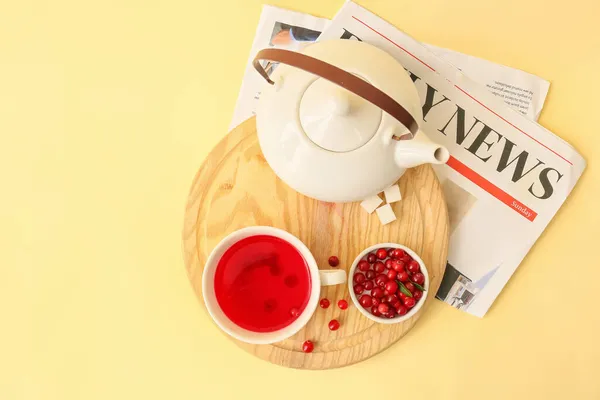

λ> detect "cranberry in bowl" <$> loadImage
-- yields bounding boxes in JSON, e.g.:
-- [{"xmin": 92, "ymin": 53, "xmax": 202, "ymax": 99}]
[{"xmin": 348, "ymin": 243, "xmax": 429, "ymax": 324}]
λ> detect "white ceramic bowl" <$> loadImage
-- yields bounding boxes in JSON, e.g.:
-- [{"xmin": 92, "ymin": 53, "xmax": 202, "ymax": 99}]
[{"xmin": 348, "ymin": 243, "xmax": 429, "ymax": 324}]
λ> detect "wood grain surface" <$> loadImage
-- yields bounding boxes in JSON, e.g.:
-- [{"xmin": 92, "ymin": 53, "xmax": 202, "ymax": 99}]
[{"xmin": 182, "ymin": 117, "xmax": 449, "ymax": 369}]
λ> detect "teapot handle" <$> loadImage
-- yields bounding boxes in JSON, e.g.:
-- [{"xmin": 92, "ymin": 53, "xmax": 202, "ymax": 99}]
[{"xmin": 253, "ymin": 48, "xmax": 418, "ymax": 137}]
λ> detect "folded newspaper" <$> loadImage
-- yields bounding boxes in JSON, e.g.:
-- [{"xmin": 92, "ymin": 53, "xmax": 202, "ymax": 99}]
[{"xmin": 230, "ymin": 2, "xmax": 585, "ymax": 317}]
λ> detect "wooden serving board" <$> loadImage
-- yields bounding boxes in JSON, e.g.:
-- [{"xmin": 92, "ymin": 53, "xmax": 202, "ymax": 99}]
[{"xmin": 183, "ymin": 117, "xmax": 449, "ymax": 369}]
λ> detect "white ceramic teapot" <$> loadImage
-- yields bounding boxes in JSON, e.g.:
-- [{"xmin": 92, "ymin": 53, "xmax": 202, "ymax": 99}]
[{"xmin": 253, "ymin": 39, "xmax": 449, "ymax": 203}]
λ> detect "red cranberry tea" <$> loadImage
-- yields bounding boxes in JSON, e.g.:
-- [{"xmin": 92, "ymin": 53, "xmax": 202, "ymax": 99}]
[{"xmin": 214, "ymin": 235, "xmax": 311, "ymax": 332}]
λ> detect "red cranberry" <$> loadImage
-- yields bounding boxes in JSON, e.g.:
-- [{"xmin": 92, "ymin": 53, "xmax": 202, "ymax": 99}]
[
  {"xmin": 412, "ymin": 272, "xmax": 425, "ymax": 285},
  {"xmin": 374, "ymin": 261, "xmax": 385, "ymax": 273},
  {"xmin": 364, "ymin": 280, "xmax": 374, "ymax": 290},
  {"xmin": 366, "ymin": 270, "xmax": 376, "ymax": 280},
  {"xmin": 353, "ymin": 284, "xmax": 365, "ymax": 295},
  {"xmin": 397, "ymin": 271, "xmax": 409, "ymax": 282},
  {"xmin": 371, "ymin": 287, "xmax": 384, "ymax": 298},
  {"xmin": 377, "ymin": 303, "xmax": 389, "ymax": 314},
  {"xmin": 394, "ymin": 249, "xmax": 406, "ymax": 259},
  {"xmin": 385, "ymin": 308, "xmax": 397, "ymax": 318},
  {"xmin": 404, "ymin": 282, "xmax": 415, "ymax": 293},
  {"xmin": 407, "ymin": 260, "xmax": 420, "ymax": 274},
  {"xmin": 371, "ymin": 305, "xmax": 382, "ymax": 316},
  {"xmin": 383, "ymin": 289, "xmax": 390, "ymax": 297},
  {"xmin": 353, "ymin": 272, "xmax": 366, "ymax": 284},
  {"xmin": 392, "ymin": 260, "xmax": 406, "ymax": 272},
  {"xmin": 302, "ymin": 340, "xmax": 314, "ymax": 353},
  {"xmin": 399, "ymin": 292, "xmax": 408, "ymax": 301},
  {"xmin": 391, "ymin": 300, "xmax": 402, "ymax": 310},
  {"xmin": 358, "ymin": 260, "xmax": 370, "ymax": 272},
  {"xmin": 387, "ymin": 248, "xmax": 396, "ymax": 258},
  {"xmin": 367, "ymin": 253, "xmax": 377, "ymax": 263},
  {"xmin": 376, "ymin": 248, "xmax": 388, "ymax": 259},
  {"xmin": 375, "ymin": 274, "xmax": 388, "ymax": 287},
  {"xmin": 290, "ymin": 307, "xmax": 300, "ymax": 317},
  {"xmin": 338, "ymin": 299, "xmax": 349, "ymax": 310},
  {"xmin": 403, "ymin": 297, "xmax": 416, "ymax": 308},
  {"xmin": 328, "ymin": 256, "xmax": 340, "ymax": 267},
  {"xmin": 319, "ymin": 298, "xmax": 330, "ymax": 308},
  {"xmin": 401, "ymin": 254, "xmax": 412, "ymax": 263},
  {"xmin": 386, "ymin": 269, "xmax": 397, "ymax": 280},
  {"xmin": 385, "ymin": 280, "xmax": 399, "ymax": 293},
  {"xmin": 384, "ymin": 294, "xmax": 397, "ymax": 304},
  {"xmin": 359, "ymin": 294, "xmax": 373, "ymax": 308},
  {"xmin": 397, "ymin": 305, "xmax": 408, "ymax": 316},
  {"xmin": 372, "ymin": 297, "xmax": 380, "ymax": 307},
  {"xmin": 328, "ymin": 319, "xmax": 340, "ymax": 331},
  {"xmin": 413, "ymin": 290, "xmax": 423, "ymax": 301},
  {"xmin": 385, "ymin": 259, "xmax": 394, "ymax": 270}
]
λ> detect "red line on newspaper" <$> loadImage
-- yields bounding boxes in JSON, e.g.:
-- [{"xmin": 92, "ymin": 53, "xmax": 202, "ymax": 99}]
[
  {"xmin": 351, "ymin": 16, "xmax": 436, "ymax": 71},
  {"xmin": 351, "ymin": 15, "xmax": 572, "ymax": 167},
  {"xmin": 447, "ymin": 156, "xmax": 538, "ymax": 222},
  {"xmin": 453, "ymin": 85, "xmax": 572, "ymax": 165}
]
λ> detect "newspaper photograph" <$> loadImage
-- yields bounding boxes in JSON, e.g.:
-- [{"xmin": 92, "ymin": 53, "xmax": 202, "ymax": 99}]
[
  {"xmin": 318, "ymin": 1, "xmax": 585, "ymax": 317},
  {"xmin": 229, "ymin": 5, "xmax": 550, "ymax": 131}
]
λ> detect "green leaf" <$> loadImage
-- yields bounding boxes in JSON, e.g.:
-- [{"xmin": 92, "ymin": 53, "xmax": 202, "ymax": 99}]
[
  {"xmin": 396, "ymin": 280, "xmax": 413, "ymax": 297},
  {"xmin": 412, "ymin": 282, "xmax": 426, "ymax": 292}
]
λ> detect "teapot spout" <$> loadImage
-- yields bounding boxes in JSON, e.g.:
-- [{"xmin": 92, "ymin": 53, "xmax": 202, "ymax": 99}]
[{"xmin": 394, "ymin": 129, "xmax": 450, "ymax": 169}]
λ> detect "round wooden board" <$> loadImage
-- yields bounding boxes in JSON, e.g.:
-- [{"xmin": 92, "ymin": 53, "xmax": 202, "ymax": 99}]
[{"xmin": 183, "ymin": 117, "xmax": 449, "ymax": 369}]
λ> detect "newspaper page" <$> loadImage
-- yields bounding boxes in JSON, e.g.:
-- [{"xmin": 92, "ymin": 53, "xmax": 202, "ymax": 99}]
[
  {"xmin": 229, "ymin": 5, "xmax": 550, "ymax": 130},
  {"xmin": 318, "ymin": 1, "xmax": 585, "ymax": 317}
]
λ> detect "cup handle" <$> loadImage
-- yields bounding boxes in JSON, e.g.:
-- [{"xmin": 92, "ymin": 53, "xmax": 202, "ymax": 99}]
[{"xmin": 319, "ymin": 269, "xmax": 347, "ymax": 286}]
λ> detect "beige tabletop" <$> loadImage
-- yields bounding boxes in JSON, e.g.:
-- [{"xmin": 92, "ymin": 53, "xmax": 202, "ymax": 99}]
[{"xmin": 1, "ymin": 0, "xmax": 599, "ymax": 399}]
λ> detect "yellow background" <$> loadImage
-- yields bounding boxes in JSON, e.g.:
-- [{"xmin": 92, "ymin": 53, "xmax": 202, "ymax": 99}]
[{"xmin": 2, "ymin": 0, "xmax": 599, "ymax": 398}]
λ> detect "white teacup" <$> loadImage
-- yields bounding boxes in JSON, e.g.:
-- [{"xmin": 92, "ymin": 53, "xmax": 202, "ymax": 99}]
[{"xmin": 202, "ymin": 226, "xmax": 347, "ymax": 344}]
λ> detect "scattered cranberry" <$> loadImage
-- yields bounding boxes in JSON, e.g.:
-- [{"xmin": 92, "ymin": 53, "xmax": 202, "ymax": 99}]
[
  {"xmin": 397, "ymin": 271, "xmax": 409, "ymax": 282},
  {"xmin": 374, "ymin": 261, "xmax": 385, "ymax": 273},
  {"xmin": 359, "ymin": 294, "xmax": 373, "ymax": 308},
  {"xmin": 353, "ymin": 284, "xmax": 365, "ymax": 295},
  {"xmin": 397, "ymin": 305, "xmax": 408, "ymax": 316},
  {"xmin": 412, "ymin": 272, "xmax": 425, "ymax": 285},
  {"xmin": 328, "ymin": 256, "xmax": 340, "ymax": 267},
  {"xmin": 328, "ymin": 319, "xmax": 340, "ymax": 331},
  {"xmin": 367, "ymin": 253, "xmax": 377, "ymax": 263},
  {"xmin": 353, "ymin": 272, "xmax": 366, "ymax": 284},
  {"xmin": 338, "ymin": 299, "xmax": 349, "ymax": 310},
  {"xmin": 372, "ymin": 297, "xmax": 380, "ymax": 307},
  {"xmin": 302, "ymin": 340, "xmax": 314, "ymax": 353},
  {"xmin": 371, "ymin": 287, "xmax": 384, "ymax": 298},
  {"xmin": 404, "ymin": 282, "xmax": 415, "ymax": 293},
  {"xmin": 386, "ymin": 269, "xmax": 397, "ymax": 280},
  {"xmin": 319, "ymin": 298, "xmax": 330, "ymax": 309},
  {"xmin": 290, "ymin": 307, "xmax": 300, "ymax": 317},
  {"xmin": 377, "ymin": 303, "xmax": 389, "ymax": 314},
  {"xmin": 358, "ymin": 260, "xmax": 370, "ymax": 272},
  {"xmin": 371, "ymin": 305, "xmax": 382, "ymax": 316},
  {"xmin": 392, "ymin": 260, "xmax": 406, "ymax": 272},
  {"xmin": 366, "ymin": 270, "xmax": 376, "ymax": 280},
  {"xmin": 364, "ymin": 280, "xmax": 374, "ymax": 290},
  {"xmin": 385, "ymin": 280, "xmax": 399, "ymax": 293},
  {"xmin": 376, "ymin": 248, "xmax": 388, "ymax": 259},
  {"xmin": 403, "ymin": 297, "xmax": 416, "ymax": 308},
  {"xmin": 375, "ymin": 274, "xmax": 389, "ymax": 287},
  {"xmin": 413, "ymin": 290, "xmax": 423, "ymax": 301},
  {"xmin": 407, "ymin": 260, "xmax": 420, "ymax": 274}
]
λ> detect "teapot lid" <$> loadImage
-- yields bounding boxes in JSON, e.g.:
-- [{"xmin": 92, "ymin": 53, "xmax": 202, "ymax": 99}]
[{"xmin": 299, "ymin": 78, "xmax": 381, "ymax": 152}]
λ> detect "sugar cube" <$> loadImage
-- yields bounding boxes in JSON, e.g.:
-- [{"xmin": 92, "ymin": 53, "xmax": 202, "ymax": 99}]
[
  {"xmin": 383, "ymin": 184, "xmax": 402, "ymax": 203},
  {"xmin": 376, "ymin": 204, "xmax": 397, "ymax": 225},
  {"xmin": 360, "ymin": 194, "xmax": 383, "ymax": 214}
]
